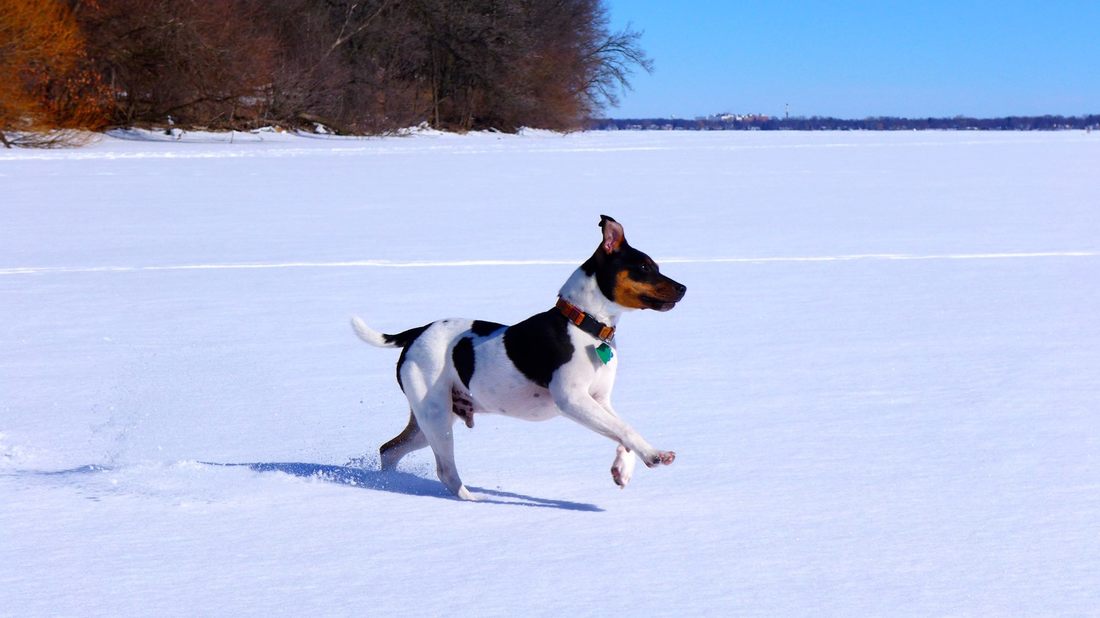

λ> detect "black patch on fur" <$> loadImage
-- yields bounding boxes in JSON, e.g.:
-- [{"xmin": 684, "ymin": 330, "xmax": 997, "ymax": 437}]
[
  {"xmin": 470, "ymin": 320, "xmax": 506, "ymax": 337},
  {"xmin": 452, "ymin": 336, "xmax": 476, "ymax": 388},
  {"xmin": 389, "ymin": 324, "xmax": 430, "ymax": 392},
  {"xmin": 579, "ymin": 252, "xmax": 613, "ymax": 301},
  {"xmin": 384, "ymin": 324, "xmax": 429, "ymax": 348},
  {"xmin": 503, "ymin": 309, "xmax": 574, "ymax": 388}
]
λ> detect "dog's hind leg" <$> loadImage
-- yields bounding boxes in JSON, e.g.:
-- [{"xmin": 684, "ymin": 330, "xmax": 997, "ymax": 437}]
[
  {"xmin": 414, "ymin": 392, "xmax": 476, "ymax": 501},
  {"xmin": 380, "ymin": 410, "xmax": 428, "ymax": 470}
]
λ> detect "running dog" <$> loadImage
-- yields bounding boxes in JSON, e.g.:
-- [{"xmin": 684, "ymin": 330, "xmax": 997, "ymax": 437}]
[{"xmin": 351, "ymin": 215, "xmax": 686, "ymax": 500}]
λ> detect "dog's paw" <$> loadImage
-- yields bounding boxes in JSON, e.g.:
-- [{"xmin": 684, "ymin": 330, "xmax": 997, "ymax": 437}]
[
  {"xmin": 610, "ymin": 466, "xmax": 627, "ymax": 488},
  {"xmin": 455, "ymin": 485, "xmax": 480, "ymax": 502},
  {"xmin": 644, "ymin": 450, "xmax": 676, "ymax": 468},
  {"xmin": 611, "ymin": 445, "xmax": 636, "ymax": 488}
]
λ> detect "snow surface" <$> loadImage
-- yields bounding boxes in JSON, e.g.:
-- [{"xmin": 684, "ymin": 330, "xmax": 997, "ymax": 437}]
[{"xmin": 2, "ymin": 129, "xmax": 1099, "ymax": 615}]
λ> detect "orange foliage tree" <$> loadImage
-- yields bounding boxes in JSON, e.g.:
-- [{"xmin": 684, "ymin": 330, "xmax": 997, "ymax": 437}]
[{"xmin": 0, "ymin": 0, "xmax": 109, "ymax": 147}]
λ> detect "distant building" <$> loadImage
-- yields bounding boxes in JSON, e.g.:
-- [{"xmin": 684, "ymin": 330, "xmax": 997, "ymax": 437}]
[{"xmin": 704, "ymin": 112, "xmax": 771, "ymax": 122}]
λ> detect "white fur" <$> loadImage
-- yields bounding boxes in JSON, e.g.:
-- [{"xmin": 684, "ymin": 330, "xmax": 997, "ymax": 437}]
[{"xmin": 350, "ymin": 316, "xmax": 394, "ymax": 348}]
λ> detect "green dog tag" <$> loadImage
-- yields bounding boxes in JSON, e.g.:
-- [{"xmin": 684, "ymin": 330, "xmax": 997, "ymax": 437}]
[{"xmin": 595, "ymin": 343, "xmax": 614, "ymax": 364}]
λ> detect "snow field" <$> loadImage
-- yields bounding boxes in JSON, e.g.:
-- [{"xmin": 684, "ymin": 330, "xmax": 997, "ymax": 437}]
[{"xmin": 2, "ymin": 129, "xmax": 1099, "ymax": 615}]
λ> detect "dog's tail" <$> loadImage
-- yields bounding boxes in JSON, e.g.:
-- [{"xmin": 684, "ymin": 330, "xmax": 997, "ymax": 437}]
[
  {"xmin": 350, "ymin": 316, "xmax": 424, "ymax": 349},
  {"xmin": 350, "ymin": 316, "xmax": 397, "ymax": 348}
]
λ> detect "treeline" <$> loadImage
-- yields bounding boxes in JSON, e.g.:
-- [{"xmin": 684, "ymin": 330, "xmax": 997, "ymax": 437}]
[
  {"xmin": 1, "ymin": 0, "xmax": 650, "ymax": 146},
  {"xmin": 593, "ymin": 115, "xmax": 1100, "ymax": 131}
]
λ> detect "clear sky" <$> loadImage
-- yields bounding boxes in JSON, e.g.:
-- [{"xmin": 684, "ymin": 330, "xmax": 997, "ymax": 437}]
[{"xmin": 602, "ymin": 0, "xmax": 1099, "ymax": 119}]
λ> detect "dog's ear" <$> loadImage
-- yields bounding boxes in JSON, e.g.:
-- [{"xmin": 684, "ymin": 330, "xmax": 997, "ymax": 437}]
[{"xmin": 599, "ymin": 214, "xmax": 625, "ymax": 254}]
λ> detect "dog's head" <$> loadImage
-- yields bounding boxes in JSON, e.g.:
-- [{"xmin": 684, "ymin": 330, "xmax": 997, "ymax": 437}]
[{"xmin": 582, "ymin": 215, "xmax": 686, "ymax": 312}]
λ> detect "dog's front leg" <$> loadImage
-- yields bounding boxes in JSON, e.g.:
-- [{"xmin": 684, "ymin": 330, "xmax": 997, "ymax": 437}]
[
  {"xmin": 611, "ymin": 445, "xmax": 636, "ymax": 488},
  {"xmin": 592, "ymin": 393, "xmax": 638, "ymax": 487},
  {"xmin": 549, "ymin": 381, "xmax": 675, "ymax": 471}
]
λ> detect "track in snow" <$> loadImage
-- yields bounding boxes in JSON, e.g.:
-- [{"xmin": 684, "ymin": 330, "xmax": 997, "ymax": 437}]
[{"xmin": 1, "ymin": 250, "xmax": 1097, "ymax": 277}]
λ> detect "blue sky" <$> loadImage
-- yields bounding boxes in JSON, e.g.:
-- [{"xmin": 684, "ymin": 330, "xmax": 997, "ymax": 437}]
[{"xmin": 603, "ymin": 1, "xmax": 1099, "ymax": 119}]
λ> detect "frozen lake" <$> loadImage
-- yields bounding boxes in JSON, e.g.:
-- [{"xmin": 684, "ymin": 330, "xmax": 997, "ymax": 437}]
[{"xmin": 2, "ymin": 129, "xmax": 1098, "ymax": 615}]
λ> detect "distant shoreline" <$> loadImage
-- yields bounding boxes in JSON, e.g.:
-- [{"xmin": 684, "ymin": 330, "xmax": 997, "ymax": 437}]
[{"xmin": 591, "ymin": 115, "xmax": 1100, "ymax": 131}]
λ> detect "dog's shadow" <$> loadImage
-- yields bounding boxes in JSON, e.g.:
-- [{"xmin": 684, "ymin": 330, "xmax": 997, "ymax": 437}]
[{"xmin": 217, "ymin": 462, "xmax": 604, "ymax": 512}]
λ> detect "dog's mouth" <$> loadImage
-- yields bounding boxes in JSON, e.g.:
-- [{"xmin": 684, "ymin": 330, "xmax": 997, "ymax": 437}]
[{"xmin": 642, "ymin": 295, "xmax": 679, "ymax": 312}]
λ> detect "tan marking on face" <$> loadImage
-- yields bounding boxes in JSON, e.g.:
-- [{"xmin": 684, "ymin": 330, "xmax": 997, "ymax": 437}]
[{"xmin": 614, "ymin": 270, "xmax": 662, "ymax": 309}]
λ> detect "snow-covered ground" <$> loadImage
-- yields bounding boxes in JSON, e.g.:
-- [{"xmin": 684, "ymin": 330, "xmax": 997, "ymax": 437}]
[{"xmin": 2, "ymin": 129, "xmax": 1098, "ymax": 615}]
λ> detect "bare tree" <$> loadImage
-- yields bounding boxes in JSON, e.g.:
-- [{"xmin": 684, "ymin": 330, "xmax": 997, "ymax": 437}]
[
  {"xmin": 576, "ymin": 2, "xmax": 653, "ymax": 112},
  {"xmin": 78, "ymin": 0, "xmax": 277, "ymax": 129},
  {"xmin": 57, "ymin": 0, "xmax": 653, "ymax": 134}
]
